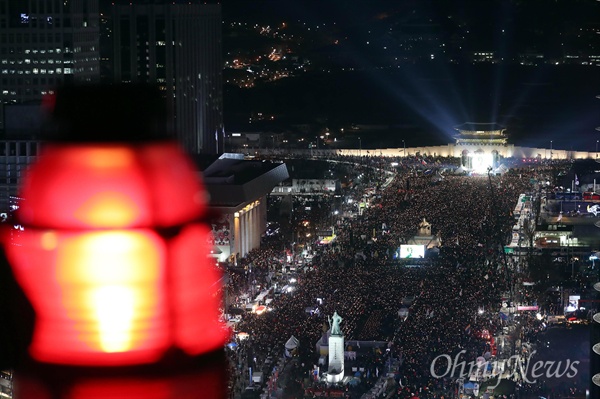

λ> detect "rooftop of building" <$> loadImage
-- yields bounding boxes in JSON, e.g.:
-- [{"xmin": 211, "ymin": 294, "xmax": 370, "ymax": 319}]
[
  {"xmin": 200, "ymin": 153, "xmax": 289, "ymax": 208},
  {"xmin": 454, "ymin": 122, "xmax": 507, "ymax": 134}
]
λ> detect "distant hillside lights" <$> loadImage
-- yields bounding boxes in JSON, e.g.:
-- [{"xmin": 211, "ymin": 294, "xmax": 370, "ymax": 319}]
[{"xmin": 472, "ymin": 52, "xmax": 497, "ymax": 63}]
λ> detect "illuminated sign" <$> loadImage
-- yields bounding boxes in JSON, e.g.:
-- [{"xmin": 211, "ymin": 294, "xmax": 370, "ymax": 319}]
[
  {"xmin": 517, "ymin": 305, "xmax": 539, "ymax": 311},
  {"xmin": 399, "ymin": 245, "xmax": 425, "ymax": 259},
  {"xmin": 566, "ymin": 295, "xmax": 580, "ymax": 312}
]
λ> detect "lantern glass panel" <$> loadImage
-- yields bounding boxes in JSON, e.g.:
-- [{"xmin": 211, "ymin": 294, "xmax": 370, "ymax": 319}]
[{"xmin": 6, "ymin": 228, "xmax": 169, "ymax": 365}]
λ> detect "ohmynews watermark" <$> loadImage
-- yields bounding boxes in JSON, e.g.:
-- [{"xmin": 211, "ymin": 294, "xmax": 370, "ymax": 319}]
[{"xmin": 430, "ymin": 350, "xmax": 580, "ymax": 388}]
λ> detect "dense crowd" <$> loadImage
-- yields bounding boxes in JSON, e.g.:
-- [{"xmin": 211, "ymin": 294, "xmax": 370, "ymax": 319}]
[{"xmin": 223, "ymin": 155, "xmax": 574, "ymax": 399}]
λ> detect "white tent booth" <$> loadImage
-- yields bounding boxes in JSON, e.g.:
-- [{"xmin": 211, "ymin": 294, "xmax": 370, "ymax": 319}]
[{"xmin": 285, "ymin": 335, "xmax": 299, "ymax": 357}]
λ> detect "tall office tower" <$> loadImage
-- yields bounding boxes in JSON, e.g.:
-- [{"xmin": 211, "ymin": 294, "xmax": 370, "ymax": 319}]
[
  {"xmin": 111, "ymin": 3, "xmax": 224, "ymax": 155},
  {"xmin": 0, "ymin": 140, "xmax": 40, "ymax": 213},
  {"xmin": 0, "ymin": 0, "xmax": 100, "ymax": 131},
  {"xmin": 0, "ymin": 0, "xmax": 99, "ymax": 212}
]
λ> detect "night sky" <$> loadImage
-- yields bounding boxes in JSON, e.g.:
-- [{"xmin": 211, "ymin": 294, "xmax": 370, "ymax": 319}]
[{"xmin": 220, "ymin": 0, "xmax": 600, "ymax": 151}]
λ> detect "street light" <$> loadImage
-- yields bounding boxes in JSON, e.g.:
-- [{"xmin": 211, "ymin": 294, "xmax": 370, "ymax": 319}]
[
  {"xmin": 358, "ymin": 137, "xmax": 361, "ymax": 157},
  {"xmin": 402, "ymin": 140, "xmax": 406, "ymax": 157},
  {"xmin": 550, "ymin": 140, "xmax": 553, "ymax": 160}
]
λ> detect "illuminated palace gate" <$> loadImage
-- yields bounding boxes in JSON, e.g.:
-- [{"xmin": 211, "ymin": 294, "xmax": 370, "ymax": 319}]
[{"xmin": 454, "ymin": 123, "xmax": 508, "ymax": 173}]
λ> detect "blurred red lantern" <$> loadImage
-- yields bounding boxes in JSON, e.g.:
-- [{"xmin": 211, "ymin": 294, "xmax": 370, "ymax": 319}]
[{"xmin": 3, "ymin": 85, "xmax": 228, "ymax": 368}]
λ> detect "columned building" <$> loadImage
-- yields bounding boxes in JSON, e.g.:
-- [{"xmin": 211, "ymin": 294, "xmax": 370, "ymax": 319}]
[{"xmin": 202, "ymin": 153, "xmax": 289, "ymax": 263}]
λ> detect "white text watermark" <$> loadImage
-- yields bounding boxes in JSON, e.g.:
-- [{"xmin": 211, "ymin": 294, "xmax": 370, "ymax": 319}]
[{"xmin": 430, "ymin": 350, "xmax": 579, "ymax": 388}]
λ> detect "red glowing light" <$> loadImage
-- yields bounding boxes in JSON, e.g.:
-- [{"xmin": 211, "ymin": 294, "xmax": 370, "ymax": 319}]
[{"xmin": 5, "ymin": 142, "xmax": 228, "ymax": 366}]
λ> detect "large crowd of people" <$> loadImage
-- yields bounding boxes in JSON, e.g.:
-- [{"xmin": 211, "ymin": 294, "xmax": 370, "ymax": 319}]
[{"xmin": 223, "ymin": 155, "xmax": 585, "ymax": 399}]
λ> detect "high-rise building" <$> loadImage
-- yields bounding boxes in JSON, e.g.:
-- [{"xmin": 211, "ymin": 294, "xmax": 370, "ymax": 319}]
[
  {"xmin": 110, "ymin": 3, "xmax": 224, "ymax": 155},
  {"xmin": 0, "ymin": 0, "xmax": 100, "ymax": 212},
  {"xmin": 0, "ymin": 0, "xmax": 100, "ymax": 131},
  {"xmin": 0, "ymin": 140, "xmax": 40, "ymax": 213}
]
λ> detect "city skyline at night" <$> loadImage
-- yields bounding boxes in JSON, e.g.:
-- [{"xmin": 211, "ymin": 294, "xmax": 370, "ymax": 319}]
[
  {"xmin": 219, "ymin": 0, "xmax": 600, "ymax": 152},
  {"xmin": 0, "ymin": 2, "xmax": 600, "ymax": 399},
  {"xmin": 0, "ymin": 0, "xmax": 598, "ymax": 151}
]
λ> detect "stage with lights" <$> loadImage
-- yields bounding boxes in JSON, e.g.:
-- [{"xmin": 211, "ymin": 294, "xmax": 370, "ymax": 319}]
[{"xmin": 454, "ymin": 122, "xmax": 507, "ymax": 174}]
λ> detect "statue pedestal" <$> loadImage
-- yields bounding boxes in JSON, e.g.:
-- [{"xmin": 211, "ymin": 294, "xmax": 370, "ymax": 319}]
[{"xmin": 326, "ymin": 334, "xmax": 344, "ymax": 383}]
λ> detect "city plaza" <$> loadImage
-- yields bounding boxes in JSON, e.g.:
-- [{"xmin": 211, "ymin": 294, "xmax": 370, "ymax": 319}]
[{"xmin": 220, "ymin": 124, "xmax": 598, "ymax": 398}]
